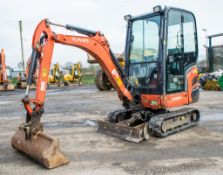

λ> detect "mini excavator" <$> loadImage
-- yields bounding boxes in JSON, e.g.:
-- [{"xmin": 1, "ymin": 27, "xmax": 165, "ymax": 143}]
[
  {"xmin": 64, "ymin": 62, "xmax": 82, "ymax": 85},
  {"xmin": 48, "ymin": 63, "xmax": 63, "ymax": 86},
  {"xmin": 12, "ymin": 6, "xmax": 200, "ymax": 169},
  {"xmin": 0, "ymin": 49, "xmax": 15, "ymax": 91}
]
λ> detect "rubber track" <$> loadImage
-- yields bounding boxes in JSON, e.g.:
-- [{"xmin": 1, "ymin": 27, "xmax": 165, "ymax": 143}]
[{"xmin": 149, "ymin": 108, "xmax": 200, "ymax": 138}]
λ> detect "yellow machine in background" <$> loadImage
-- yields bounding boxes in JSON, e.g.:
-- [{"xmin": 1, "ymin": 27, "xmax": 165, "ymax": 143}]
[
  {"xmin": 48, "ymin": 63, "xmax": 64, "ymax": 86},
  {"xmin": 0, "ymin": 49, "xmax": 15, "ymax": 91},
  {"xmin": 64, "ymin": 62, "xmax": 81, "ymax": 85}
]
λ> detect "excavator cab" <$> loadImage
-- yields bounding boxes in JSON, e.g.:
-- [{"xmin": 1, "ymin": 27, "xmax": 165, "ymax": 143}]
[
  {"xmin": 126, "ymin": 6, "xmax": 198, "ymax": 101},
  {"xmin": 98, "ymin": 6, "xmax": 199, "ymax": 142}
]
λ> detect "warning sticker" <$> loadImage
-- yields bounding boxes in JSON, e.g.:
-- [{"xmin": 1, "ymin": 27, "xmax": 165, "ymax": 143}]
[
  {"xmin": 111, "ymin": 69, "xmax": 122, "ymax": 87},
  {"xmin": 43, "ymin": 68, "xmax": 47, "ymax": 77},
  {"xmin": 40, "ymin": 81, "xmax": 46, "ymax": 91}
]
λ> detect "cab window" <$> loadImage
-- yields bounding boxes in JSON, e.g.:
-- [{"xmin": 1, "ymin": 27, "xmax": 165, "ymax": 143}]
[{"xmin": 166, "ymin": 10, "xmax": 197, "ymax": 93}]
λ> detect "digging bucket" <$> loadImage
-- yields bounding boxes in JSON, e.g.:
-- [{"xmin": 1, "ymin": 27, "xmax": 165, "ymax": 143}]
[{"xmin": 11, "ymin": 127, "xmax": 69, "ymax": 169}]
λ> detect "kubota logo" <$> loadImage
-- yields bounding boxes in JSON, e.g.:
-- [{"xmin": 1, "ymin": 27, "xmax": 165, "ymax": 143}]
[
  {"xmin": 71, "ymin": 37, "xmax": 89, "ymax": 43},
  {"xmin": 171, "ymin": 96, "xmax": 182, "ymax": 101}
]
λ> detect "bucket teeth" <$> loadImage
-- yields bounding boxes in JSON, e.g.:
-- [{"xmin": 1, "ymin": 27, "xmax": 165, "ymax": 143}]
[{"xmin": 11, "ymin": 127, "xmax": 69, "ymax": 169}]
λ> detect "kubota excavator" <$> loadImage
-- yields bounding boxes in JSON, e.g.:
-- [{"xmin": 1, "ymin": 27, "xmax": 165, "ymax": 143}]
[
  {"xmin": 11, "ymin": 6, "xmax": 200, "ymax": 169},
  {"xmin": 0, "ymin": 49, "xmax": 15, "ymax": 91}
]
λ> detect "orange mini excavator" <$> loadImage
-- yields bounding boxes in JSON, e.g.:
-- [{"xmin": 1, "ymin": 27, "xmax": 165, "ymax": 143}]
[
  {"xmin": 12, "ymin": 6, "xmax": 200, "ymax": 168},
  {"xmin": 0, "ymin": 49, "xmax": 15, "ymax": 91}
]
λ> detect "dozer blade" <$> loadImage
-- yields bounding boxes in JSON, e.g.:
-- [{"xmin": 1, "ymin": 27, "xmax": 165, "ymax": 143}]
[
  {"xmin": 97, "ymin": 120, "xmax": 149, "ymax": 143},
  {"xmin": 11, "ymin": 127, "xmax": 69, "ymax": 169}
]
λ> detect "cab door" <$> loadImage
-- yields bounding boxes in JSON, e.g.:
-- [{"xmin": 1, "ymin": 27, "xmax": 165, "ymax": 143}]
[{"xmin": 163, "ymin": 9, "xmax": 198, "ymax": 108}]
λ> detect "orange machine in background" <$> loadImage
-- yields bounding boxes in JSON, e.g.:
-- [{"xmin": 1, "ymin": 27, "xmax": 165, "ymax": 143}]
[{"xmin": 0, "ymin": 49, "xmax": 15, "ymax": 91}]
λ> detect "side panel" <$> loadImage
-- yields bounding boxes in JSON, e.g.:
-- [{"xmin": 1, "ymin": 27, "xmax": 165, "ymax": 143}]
[
  {"xmin": 141, "ymin": 66, "xmax": 199, "ymax": 109},
  {"xmin": 161, "ymin": 92, "xmax": 188, "ymax": 108},
  {"xmin": 141, "ymin": 92, "xmax": 189, "ymax": 109},
  {"xmin": 141, "ymin": 94, "xmax": 162, "ymax": 109}
]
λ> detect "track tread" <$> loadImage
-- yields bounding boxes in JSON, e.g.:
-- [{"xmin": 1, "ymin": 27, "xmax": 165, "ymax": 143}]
[{"xmin": 149, "ymin": 108, "xmax": 200, "ymax": 138}]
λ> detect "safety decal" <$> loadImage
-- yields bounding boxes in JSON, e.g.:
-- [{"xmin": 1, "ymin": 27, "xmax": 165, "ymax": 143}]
[
  {"xmin": 40, "ymin": 81, "xmax": 46, "ymax": 91},
  {"xmin": 42, "ymin": 68, "xmax": 47, "ymax": 77},
  {"xmin": 150, "ymin": 100, "xmax": 158, "ymax": 105},
  {"xmin": 111, "ymin": 69, "xmax": 122, "ymax": 87}
]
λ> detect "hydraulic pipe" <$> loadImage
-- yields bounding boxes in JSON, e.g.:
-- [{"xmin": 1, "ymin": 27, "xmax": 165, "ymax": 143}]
[{"xmin": 47, "ymin": 20, "xmax": 97, "ymax": 36}]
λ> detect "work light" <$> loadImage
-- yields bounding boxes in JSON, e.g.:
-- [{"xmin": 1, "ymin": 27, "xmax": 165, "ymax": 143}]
[{"xmin": 153, "ymin": 5, "xmax": 162, "ymax": 13}]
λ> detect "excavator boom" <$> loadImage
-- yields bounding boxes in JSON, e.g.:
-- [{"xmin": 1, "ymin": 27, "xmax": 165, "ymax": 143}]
[
  {"xmin": 29, "ymin": 19, "xmax": 132, "ymax": 104},
  {"xmin": 11, "ymin": 19, "xmax": 133, "ymax": 168}
]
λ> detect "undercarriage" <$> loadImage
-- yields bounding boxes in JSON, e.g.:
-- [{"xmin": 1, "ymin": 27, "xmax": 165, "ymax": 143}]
[{"xmin": 98, "ymin": 107, "xmax": 200, "ymax": 143}]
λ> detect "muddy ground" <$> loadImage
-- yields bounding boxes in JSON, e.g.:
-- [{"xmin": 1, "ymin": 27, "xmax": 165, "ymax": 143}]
[{"xmin": 0, "ymin": 86, "xmax": 223, "ymax": 175}]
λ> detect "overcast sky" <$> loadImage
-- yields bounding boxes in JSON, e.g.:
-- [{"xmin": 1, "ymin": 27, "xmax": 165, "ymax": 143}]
[{"xmin": 0, "ymin": 0, "xmax": 223, "ymax": 68}]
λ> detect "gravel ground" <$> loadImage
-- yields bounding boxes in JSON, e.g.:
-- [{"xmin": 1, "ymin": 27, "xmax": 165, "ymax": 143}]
[{"xmin": 0, "ymin": 86, "xmax": 223, "ymax": 175}]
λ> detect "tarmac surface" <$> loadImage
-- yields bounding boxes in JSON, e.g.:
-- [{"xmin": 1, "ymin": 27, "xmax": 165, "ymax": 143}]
[{"xmin": 0, "ymin": 86, "xmax": 223, "ymax": 175}]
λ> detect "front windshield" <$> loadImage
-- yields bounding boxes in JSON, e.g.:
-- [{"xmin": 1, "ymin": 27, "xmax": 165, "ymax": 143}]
[
  {"xmin": 129, "ymin": 15, "xmax": 160, "ymax": 88},
  {"xmin": 129, "ymin": 15, "xmax": 160, "ymax": 63}
]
